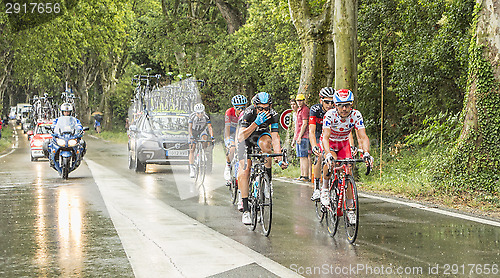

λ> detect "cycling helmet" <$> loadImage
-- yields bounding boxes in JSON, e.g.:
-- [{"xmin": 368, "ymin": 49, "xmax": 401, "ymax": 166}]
[
  {"xmin": 194, "ymin": 103, "xmax": 205, "ymax": 113},
  {"xmin": 333, "ymin": 89, "xmax": 354, "ymax": 103},
  {"xmin": 319, "ymin": 87, "xmax": 335, "ymax": 98},
  {"xmin": 231, "ymin": 95, "xmax": 248, "ymax": 106},
  {"xmin": 60, "ymin": 103, "xmax": 73, "ymax": 112},
  {"xmin": 251, "ymin": 92, "xmax": 272, "ymax": 106}
]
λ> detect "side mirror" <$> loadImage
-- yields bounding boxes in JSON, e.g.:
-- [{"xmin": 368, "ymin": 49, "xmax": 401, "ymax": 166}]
[
  {"xmin": 83, "ymin": 127, "xmax": 89, "ymax": 131},
  {"xmin": 129, "ymin": 125, "xmax": 137, "ymax": 132},
  {"xmin": 27, "ymin": 130, "xmax": 34, "ymax": 136}
]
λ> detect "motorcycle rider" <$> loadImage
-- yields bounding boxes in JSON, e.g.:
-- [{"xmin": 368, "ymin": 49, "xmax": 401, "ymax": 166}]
[{"xmin": 49, "ymin": 103, "xmax": 86, "ymax": 165}]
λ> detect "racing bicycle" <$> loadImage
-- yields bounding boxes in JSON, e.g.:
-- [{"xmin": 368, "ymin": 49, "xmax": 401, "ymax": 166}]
[
  {"xmin": 192, "ymin": 138, "xmax": 213, "ymax": 189},
  {"xmin": 319, "ymin": 154, "xmax": 371, "ymax": 244},
  {"xmin": 247, "ymin": 149, "xmax": 287, "ymax": 237}
]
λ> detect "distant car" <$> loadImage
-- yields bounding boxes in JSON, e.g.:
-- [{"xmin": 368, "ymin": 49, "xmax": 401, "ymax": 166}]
[
  {"xmin": 29, "ymin": 121, "xmax": 53, "ymax": 161},
  {"xmin": 128, "ymin": 113, "xmax": 190, "ymax": 172}
]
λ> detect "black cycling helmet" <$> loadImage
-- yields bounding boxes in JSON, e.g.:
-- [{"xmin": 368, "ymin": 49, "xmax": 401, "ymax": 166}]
[
  {"xmin": 251, "ymin": 92, "xmax": 272, "ymax": 106},
  {"xmin": 319, "ymin": 87, "xmax": 335, "ymax": 98}
]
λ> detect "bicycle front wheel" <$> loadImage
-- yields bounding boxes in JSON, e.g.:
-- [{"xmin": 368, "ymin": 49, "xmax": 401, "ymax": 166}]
[
  {"xmin": 250, "ymin": 196, "xmax": 258, "ymax": 231},
  {"xmin": 260, "ymin": 174, "xmax": 272, "ymax": 236},
  {"xmin": 315, "ymin": 200, "xmax": 325, "ymax": 222},
  {"xmin": 325, "ymin": 180, "xmax": 339, "ymax": 238},
  {"xmin": 344, "ymin": 175, "xmax": 359, "ymax": 244},
  {"xmin": 230, "ymin": 162, "xmax": 238, "ymax": 205},
  {"xmin": 195, "ymin": 145, "xmax": 206, "ymax": 187}
]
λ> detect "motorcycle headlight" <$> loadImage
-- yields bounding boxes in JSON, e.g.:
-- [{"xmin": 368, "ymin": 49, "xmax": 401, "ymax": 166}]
[
  {"xmin": 68, "ymin": 139, "xmax": 78, "ymax": 147},
  {"xmin": 56, "ymin": 138, "xmax": 66, "ymax": 146}
]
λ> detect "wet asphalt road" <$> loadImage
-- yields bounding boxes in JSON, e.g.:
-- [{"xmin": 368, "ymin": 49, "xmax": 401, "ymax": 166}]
[{"xmin": 1, "ymin": 125, "xmax": 499, "ymax": 277}]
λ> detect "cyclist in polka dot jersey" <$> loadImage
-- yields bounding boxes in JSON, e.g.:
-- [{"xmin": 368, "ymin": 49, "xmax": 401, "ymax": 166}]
[{"xmin": 320, "ymin": 89, "xmax": 373, "ymax": 213}]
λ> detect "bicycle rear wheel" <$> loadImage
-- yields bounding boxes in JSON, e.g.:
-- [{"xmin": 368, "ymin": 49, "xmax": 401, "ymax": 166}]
[
  {"xmin": 260, "ymin": 174, "xmax": 272, "ymax": 236},
  {"xmin": 325, "ymin": 180, "xmax": 339, "ymax": 238},
  {"xmin": 344, "ymin": 175, "xmax": 359, "ymax": 244}
]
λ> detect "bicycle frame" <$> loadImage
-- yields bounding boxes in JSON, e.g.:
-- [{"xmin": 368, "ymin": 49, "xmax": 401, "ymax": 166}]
[
  {"xmin": 330, "ymin": 163, "xmax": 349, "ymax": 217},
  {"xmin": 247, "ymin": 149, "xmax": 287, "ymax": 236}
]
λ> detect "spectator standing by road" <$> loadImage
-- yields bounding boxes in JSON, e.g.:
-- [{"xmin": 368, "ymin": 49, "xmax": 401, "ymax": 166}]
[{"xmin": 294, "ymin": 94, "xmax": 311, "ymax": 181}]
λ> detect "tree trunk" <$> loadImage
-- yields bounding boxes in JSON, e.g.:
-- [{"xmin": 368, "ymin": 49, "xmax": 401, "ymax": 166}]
[
  {"xmin": 73, "ymin": 55, "xmax": 99, "ymax": 125},
  {"xmin": 446, "ymin": 0, "xmax": 500, "ymax": 193},
  {"xmin": 101, "ymin": 59, "xmax": 119, "ymax": 130},
  {"xmin": 333, "ymin": 0, "xmax": 357, "ymax": 93},
  {"xmin": 214, "ymin": 0, "xmax": 243, "ymax": 34},
  {"xmin": 288, "ymin": 0, "xmax": 334, "ymax": 102}
]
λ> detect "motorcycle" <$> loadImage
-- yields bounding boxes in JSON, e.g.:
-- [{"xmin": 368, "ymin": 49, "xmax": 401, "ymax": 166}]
[{"xmin": 46, "ymin": 116, "xmax": 88, "ymax": 179}]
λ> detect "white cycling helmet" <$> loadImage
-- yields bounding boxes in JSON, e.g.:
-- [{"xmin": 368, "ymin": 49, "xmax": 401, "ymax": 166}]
[
  {"xmin": 194, "ymin": 103, "xmax": 205, "ymax": 113},
  {"xmin": 60, "ymin": 103, "xmax": 73, "ymax": 112}
]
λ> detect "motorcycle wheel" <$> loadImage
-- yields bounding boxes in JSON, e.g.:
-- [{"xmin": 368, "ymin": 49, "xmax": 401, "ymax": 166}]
[{"xmin": 62, "ymin": 156, "xmax": 69, "ymax": 180}]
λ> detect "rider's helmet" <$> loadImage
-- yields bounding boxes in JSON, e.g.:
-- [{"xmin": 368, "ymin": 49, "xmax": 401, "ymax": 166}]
[
  {"xmin": 251, "ymin": 92, "xmax": 272, "ymax": 106},
  {"xmin": 319, "ymin": 87, "xmax": 335, "ymax": 98},
  {"xmin": 333, "ymin": 89, "xmax": 354, "ymax": 103},
  {"xmin": 194, "ymin": 103, "xmax": 205, "ymax": 113},
  {"xmin": 60, "ymin": 103, "xmax": 73, "ymax": 114},
  {"xmin": 231, "ymin": 95, "xmax": 248, "ymax": 106}
]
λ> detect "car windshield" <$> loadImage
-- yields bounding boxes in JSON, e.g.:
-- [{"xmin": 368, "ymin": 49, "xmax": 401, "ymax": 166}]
[
  {"xmin": 36, "ymin": 125, "xmax": 52, "ymax": 134},
  {"xmin": 150, "ymin": 115, "xmax": 188, "ymax": 135},
  {"xmin": 53, "ymin": 116, "xmax": 78, "ymax": 135}
]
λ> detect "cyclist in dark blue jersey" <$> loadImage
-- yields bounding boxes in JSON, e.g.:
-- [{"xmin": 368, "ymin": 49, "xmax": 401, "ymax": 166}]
[
  {"xmin": 308, "ymin": 87, "xmax": 335, "ymax": 201},
  {"xmin": 237, "ymin": 92, "xmax": 288, "ymax": 225}
]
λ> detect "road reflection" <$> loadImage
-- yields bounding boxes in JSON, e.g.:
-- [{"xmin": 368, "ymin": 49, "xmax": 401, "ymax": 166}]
[
  {"xmin": 33, "ymin": 175, "xmax": 87, "ymax": 276},
  {"xmin": 57, "ymin": 187, "xmax": 84, "ymax": 276},
  {"xmin": 34, "ymin": 170, "xmax": 49, "ymax": 275}
]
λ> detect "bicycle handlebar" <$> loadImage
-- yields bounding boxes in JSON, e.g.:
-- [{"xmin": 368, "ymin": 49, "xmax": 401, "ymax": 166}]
[
  {"xmin": 331, "ymin": 158, "xmax": 371, "ymax": 175},
  {"xmin": 249, "ymin": 149, "xmax": 288, "ymax": 164}
]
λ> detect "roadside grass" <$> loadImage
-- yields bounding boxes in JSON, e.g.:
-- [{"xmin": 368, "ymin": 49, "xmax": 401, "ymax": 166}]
[
  {"xmin": 273, "ymin": 163, "xmax": 302, "ymax": 180},
  {"xmin": 357, "ymin": 147, "xmax": 437, "ymax": 198},
  {"xmin": 87, "ymin": 130, "xmax": 129, "ymax": 144},
  {"xmin": 0, "ymin": 125, "xmax": 14, "ymax": 153}
]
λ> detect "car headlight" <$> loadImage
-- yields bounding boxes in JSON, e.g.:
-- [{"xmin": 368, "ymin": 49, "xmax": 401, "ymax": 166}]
[
  {"xmin": 68, "ymin": 139, "xmax": 78, "ymax": 147},
  {"xmin": 141, "ymin": 140, "xmax": 159, "ymax": 149},
  {"xmin": 33, "ymin": 140, "xmax": 44, "ymax": 147},
  {"xmin": 56, "ymin": 138, "xmax": 66, "ymax": 146}
]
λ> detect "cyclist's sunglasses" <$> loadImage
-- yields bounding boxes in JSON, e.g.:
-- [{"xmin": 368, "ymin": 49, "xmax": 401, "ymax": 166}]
[
  {"xmin": 322, "ymin": 99, "xmax": 334, "ymax": 104},
  {"xmin": 336, "ymin": 102, "xmax": 353, "ymax": 108},
  {"xmin": 234, "ymin": 105, "xmax": 246, "ymax": 110},
  {"xmin": 256, "ymin": 106, "xmax": 270, "ymax": 111}
]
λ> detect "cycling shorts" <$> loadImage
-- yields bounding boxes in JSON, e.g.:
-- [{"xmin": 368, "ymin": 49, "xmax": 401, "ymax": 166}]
[
  {"xmin": 320, "ymin": 138, "xmax": 352, "ymax": 160},
  {"xmin": 237, "ymin": 130, "xmax": 271, "ymax": 161}
]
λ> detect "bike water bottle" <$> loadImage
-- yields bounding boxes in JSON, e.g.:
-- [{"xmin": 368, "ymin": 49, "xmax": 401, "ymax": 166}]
[{"xmin": 253, "ymin": 180, "xmax": 259, "ymax": 198}]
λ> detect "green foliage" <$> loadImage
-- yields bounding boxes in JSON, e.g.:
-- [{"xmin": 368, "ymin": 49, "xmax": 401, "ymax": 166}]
[
  {"xmin": 404, "ymin": 112, "xmax": 461, "ymax": 148},
  {"xmin": 195, "ymin": 0, "xmax": 300, "ymax": 113},
  {"xmin": 357, "ymin": 0, "xmax": 474, "ymax": 143}
]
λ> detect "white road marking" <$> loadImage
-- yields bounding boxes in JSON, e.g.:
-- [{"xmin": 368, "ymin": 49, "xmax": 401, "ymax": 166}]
[
  {"xmin": 85, "ymin": 159, "xmax": 302, "ymax": 278},
  {"xmin": 358, "ymin": 192, "xmax": 500, "ymax": 228}
]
